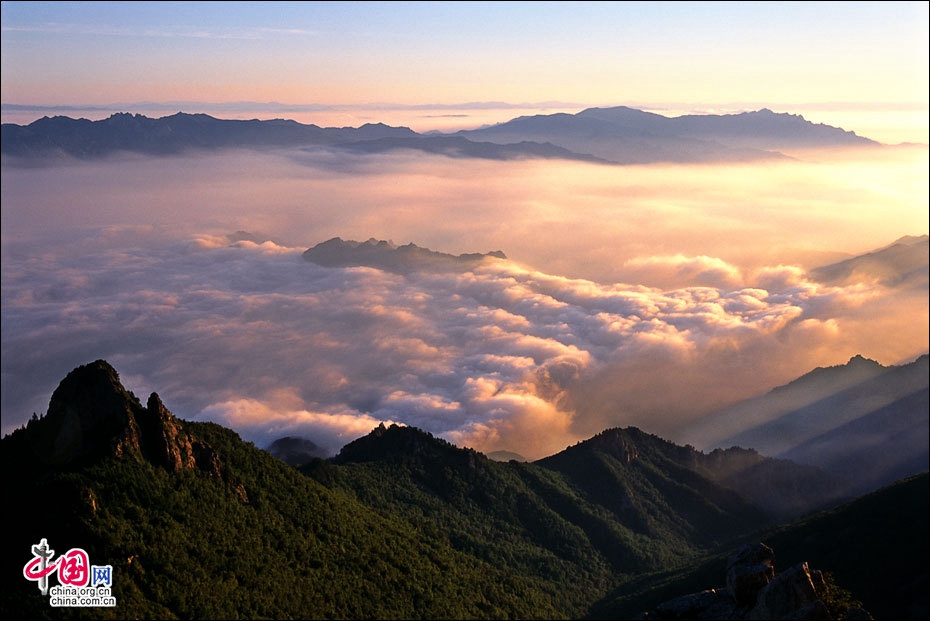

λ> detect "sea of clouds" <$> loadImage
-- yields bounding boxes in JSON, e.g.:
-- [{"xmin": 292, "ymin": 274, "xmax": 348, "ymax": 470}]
[{"xmin": 2, "ymin": 147, "xmax": 926, "ymax": 458}]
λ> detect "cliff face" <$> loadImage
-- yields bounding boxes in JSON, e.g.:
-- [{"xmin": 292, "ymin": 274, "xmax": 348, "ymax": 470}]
[{"xmin": 11, "ymin": 359, "xmax": 225, "ymax": 480}]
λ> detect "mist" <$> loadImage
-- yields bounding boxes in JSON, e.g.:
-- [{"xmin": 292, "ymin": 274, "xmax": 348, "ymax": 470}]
[{"xmin": 1, "ymin": 145, "xmax": 927, "ymax": 459}]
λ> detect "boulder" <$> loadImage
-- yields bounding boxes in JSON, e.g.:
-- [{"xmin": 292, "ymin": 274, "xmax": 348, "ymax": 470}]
[{"xmin": 748, "ymin": 561, "xmax": 818, "ymax": 619}]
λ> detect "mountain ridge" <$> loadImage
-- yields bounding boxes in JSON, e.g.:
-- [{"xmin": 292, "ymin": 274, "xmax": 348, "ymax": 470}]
[
  {"xmin": 810, "ymin": 234, "xmax": 929, "ymax": 289},
  {"xmin": 456, "ymin": 105, "xmax": 876, "ymax": 163},
  {"xmin": 682, "ymin": 353, "xmax": 929, "ymax": 500},
  {"xmin": 1, "ymin": 105, "xmax": 881, "ymax": 164}
]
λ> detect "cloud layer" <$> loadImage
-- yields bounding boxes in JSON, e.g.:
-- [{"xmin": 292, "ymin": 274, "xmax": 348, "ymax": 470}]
[{"xmin": 2, "ymin": 149, "xmax": 927, "ymax": 459}]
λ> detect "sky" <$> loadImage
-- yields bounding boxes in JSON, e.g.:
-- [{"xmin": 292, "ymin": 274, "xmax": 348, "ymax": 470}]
[
  {"xmin": 1, "ymin": 1, "xmax": 928, "ymax": 460},
  {"xmin": 1, "ymin": 1, "xmax": 928, "ymax": 143}
]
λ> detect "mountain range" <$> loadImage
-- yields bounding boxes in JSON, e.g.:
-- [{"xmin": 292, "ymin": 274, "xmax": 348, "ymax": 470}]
[
  {"xmin": 2, "ymin": 359, "xmax": 926, "ymax": 619},
  {"xmin": 0, "ymin": 106, "xmax": 879, "ymax": 164},
  {"xmin": 681, "ymin": 353, "xmax": 929, "ymax": 498}
]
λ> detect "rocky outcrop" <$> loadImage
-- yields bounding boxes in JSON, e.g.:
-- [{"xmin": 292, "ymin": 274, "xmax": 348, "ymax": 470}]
[
  {"xmin": 748, "ymin": 561, "xmax": 820, "ymax": 620},
  {"xmin": 640, "ymin": 542, "xmax": 871, "ymax": 620},
  {"xmin": 728, "ymin": 542, "xmax": 776, "ymax": 607},
  {"xmin": 140, "ymin": 392, "xmax": 198, "ymax": 471},
  {"xmin": 19, "ymin": 360, "xmax": 234, "ymax": 487}
]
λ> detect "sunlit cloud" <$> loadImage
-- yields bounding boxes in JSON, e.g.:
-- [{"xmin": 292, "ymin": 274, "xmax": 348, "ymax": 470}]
[
  {"xmin": 201, "ymin": 396, "xmax": 396, "ymax": 456},
  {"xmin": 622, "ymin": 254, "xmax": 744, "ymax": 289},
  {"xmin": 2, "ymin": 230, "xmax": 924, "ymax": 460},
  {"xmin": 1, "ymin": 150, "xmax": 926, "ymax": 460}
]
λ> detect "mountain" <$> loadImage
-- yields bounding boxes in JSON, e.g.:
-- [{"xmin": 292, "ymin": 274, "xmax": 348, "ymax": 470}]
[
  {"xmin": 536, "ymin": 428, "xmax": 846, "ymax": 523},
  {"xmin": 0, "ymin": 111, "xmax": 606, "ymax": 162},
  {"xmin": 2, "ymin": 106, "xmax": 880, "ymax": 164},
  {"xmin": 810, "ymin": 234, "xmax": 929, "ymax": 289},
  {"xmin": 683, "ymin": 354, "xmax": 929, "ymax": 498},
  {"xmin": 778, "ymin": 387, "xmax": 929, "ymax": 497},
  {"xmin": 458, "ymin": 106, "xmax": 878, "ymax": 164},
  {"xmin": 1, "ymin": 359, "xmax": 864, "ymax": 619},
  {"xmin": 302, "ymin": 236, "xmax": 507, "ymax": 274},
  {"xmin": 654, "ymin": 107, "xmax": 875, "ymax": 150}
]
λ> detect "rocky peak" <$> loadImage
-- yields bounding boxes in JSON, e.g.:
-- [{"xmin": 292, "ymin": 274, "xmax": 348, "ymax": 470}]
[
  {"xmin": 334, "ymin": 423, "xmax": 487, "ymax": 474},
  {"xmin": 43, "ymin": 359, "xmax": 144, "ymax": 465},
  {"xmin": 585, "ymin": 428, "xmax": 640, "ymax": 464},
  {"xmin": 20, "ymin": 360, "xmax": 226, "ymax": 480}
]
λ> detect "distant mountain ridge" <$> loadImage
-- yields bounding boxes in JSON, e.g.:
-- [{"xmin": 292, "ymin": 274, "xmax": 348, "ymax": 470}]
[
  {"xmin": 1, "ymin": 106, "xmax": 880, "ymax": 164},
  {"xmin": 684, "ymin": 353, "xmax": 929, "ymax": 498},
  {"xmin": 0, "ymin": 111, "xmax": 416, "ymax": 158},
  {"xmin": 457, "ymin": 106, "xmax": 877, "ymax": 163},
  {"xmin": 810, "ymin": 234, "xmax": 929, "ymax": 289}
]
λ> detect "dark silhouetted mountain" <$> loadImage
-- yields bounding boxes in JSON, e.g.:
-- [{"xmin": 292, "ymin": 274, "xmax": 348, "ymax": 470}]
[
  {"xmin": 0, "ymin": 112, "xmax": 605, "ymax": 163},
  {"xmin": 2, "ymin": 106, "xmax": 879, "ymax": 164},
  {"xmin": 0, "ymin": 112, "xmax": 417, "ymax": 158},
  {"xmin": 810, "ymin": 234, "xmax": 929, "ymax": 289},
  {"xmin": 302, "ymin": 236, "xmax": 507, "ymax": 274},
  {"xmin": 662, "ymin": 107, "xmax": 875, "ymax": 150},
  {"xmin": 458, "ymin": 105, "xmax": 877, "ymax": 164},
  {"xmin": 267, "ymin": 435, "xmax": 329, "ymax": 465},
  {"xmin": 332, "ymin": 422, "xmax": 479, "ymax": 468},
  {"xmin": 538, "ymin": 427, "xmax": 845, "ymax": 524},
  {"xmin": 309, "ymin": 423, "xmax": 772, "ymax": 596},
  {"xmin": 2, "ymin": 359, "xmax": 231, "ymax": 479}
]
